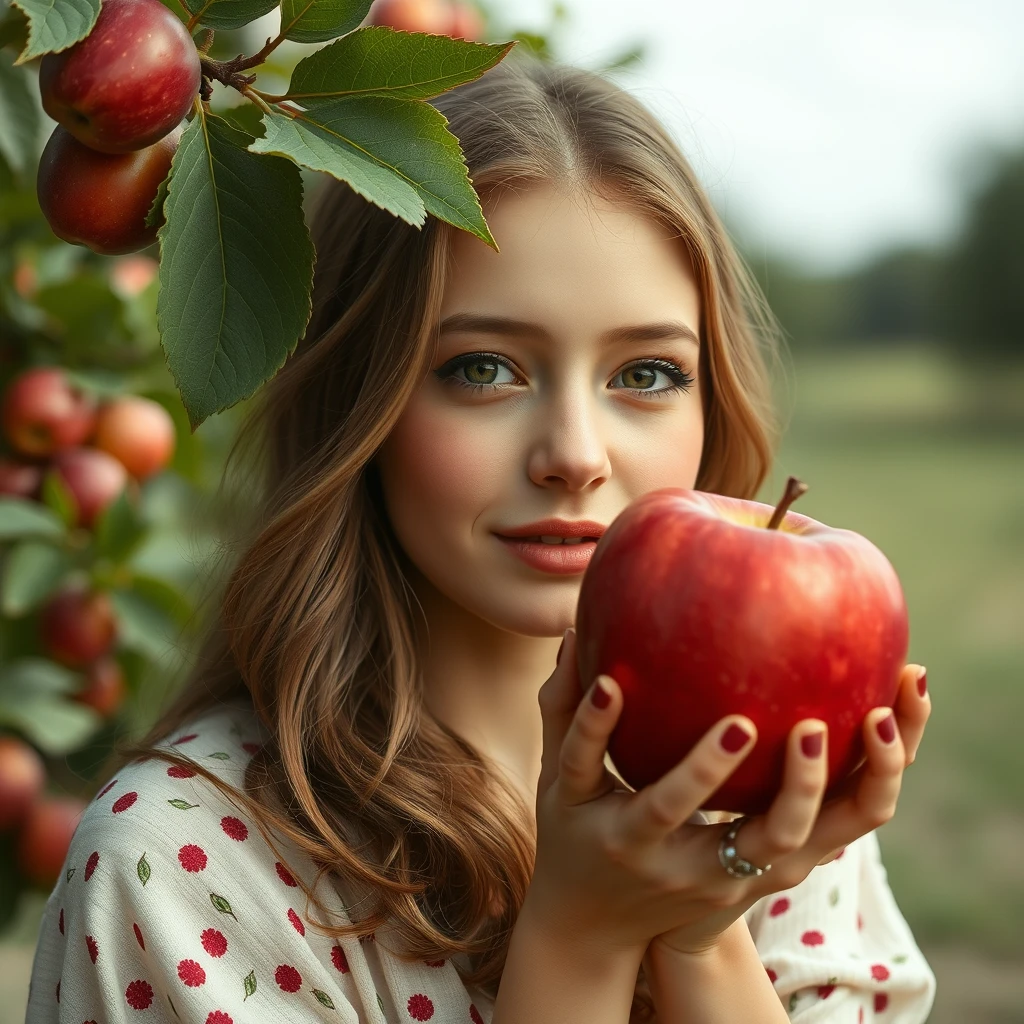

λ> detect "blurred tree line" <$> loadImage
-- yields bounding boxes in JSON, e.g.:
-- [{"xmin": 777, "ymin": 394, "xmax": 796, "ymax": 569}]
[{"xmin": 739, "ymin": 144, "xmax": 1024, "ymax": 365}]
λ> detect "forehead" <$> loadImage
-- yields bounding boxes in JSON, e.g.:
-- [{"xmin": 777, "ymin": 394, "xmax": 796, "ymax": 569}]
[{"xmin": 440, "ymin": 183, "xmax": 701, "ymax": 332}]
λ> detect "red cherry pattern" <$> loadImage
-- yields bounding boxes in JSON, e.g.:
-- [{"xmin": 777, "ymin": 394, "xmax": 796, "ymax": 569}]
[{"xmin": 40, "ymin": 715, "xmax": 911, "ymax": 1021}]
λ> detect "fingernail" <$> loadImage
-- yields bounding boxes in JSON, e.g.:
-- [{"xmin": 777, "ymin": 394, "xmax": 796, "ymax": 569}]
[
  {"xmin": 876, "ymin": 713, "xmax": 896, "ymax": 744},
  {"xmin": 801, "ymin": 731, "xmax": 824, "ymax": 759},
  {"xmin": 557, "ymin": 629, "xmax": 568, "ymax": 666},
  {"xmin": 916, "ymin": 667, "xmax": 927, "ymax": 698},
  {"xmin": 590, "ymin": 677, "xmax": 611, "ymax": 710},
  {"xmin": 720, "ymin": 722, "xmax": 751, "ymax": 753}
]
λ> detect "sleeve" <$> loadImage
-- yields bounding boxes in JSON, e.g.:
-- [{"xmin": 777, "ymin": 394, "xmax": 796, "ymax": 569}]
[
  {"xmin": 25, "ymin": 757, "xmax": 369, "ymax": 1024},
  {"xmin": 743, "ymin": 829, "xmax": 937, "ymax": 1022}
]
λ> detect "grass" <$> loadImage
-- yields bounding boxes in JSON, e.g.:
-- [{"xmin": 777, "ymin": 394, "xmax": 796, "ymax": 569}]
[{"xmin": 759, "ymin": 343, "xmax": 1024, "ymax": 965}]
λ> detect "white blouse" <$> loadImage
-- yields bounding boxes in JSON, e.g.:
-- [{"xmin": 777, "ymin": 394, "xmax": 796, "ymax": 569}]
[{"xmin": 25, "ymin": 703, "xmax": 937, "ymax": 1023}]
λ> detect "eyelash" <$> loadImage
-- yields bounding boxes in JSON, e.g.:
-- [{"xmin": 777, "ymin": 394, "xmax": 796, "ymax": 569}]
[{"xmin": 435, "ymin": 352, "xmax": 696, "ymax": 400}]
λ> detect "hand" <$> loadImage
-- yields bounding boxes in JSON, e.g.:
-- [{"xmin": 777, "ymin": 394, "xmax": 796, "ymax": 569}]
[
  {"xmin": 529, "ymin": 628, "xmax": 867, "ymax": 961},
  {"xmin": 648, "ymin": 663, "xmax": 931, "ymax": 960}
]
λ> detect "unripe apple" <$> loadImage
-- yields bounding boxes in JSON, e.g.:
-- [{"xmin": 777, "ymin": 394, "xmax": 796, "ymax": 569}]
[
  {"xmin": 0, "ymin": 736, "xmax": 46, "ymax": 831},
  {"xmin": 2, "ymin": 366, "xmax": 98, "ymax": 458},
  {"xmin": 0, "ymin": 457, "xmax": 44, "ymax": 499},
  {"xmin": 50, "ymin": 446, "xmax": 132, "ymax": 529},
  {"xmin": 448, "ymin": 2, "xmax": 484, "ymax": 40},
  {"xmin": 73, "ymin": 656, "xmax": 127, "ymax": 718},
  {"xmin": 38, "ymin": 0, "xmax": 201, "ymax": 155},
  {"xmin": 37, "ymin": 122, "xmax": 181, "ymax": 256},
  {"xmin": 92, "ymin": 396, "xmax": 175, "ymax": 480},
  {"xmin": 17, "ymin": 795, "xmax": 87, "ymax": 888},
  {"xmin": 367, "ymin": 0, "xmax": 453, "ymax": 33},
  {"xmin": 40, "ymin": 584, "xmax": 118, "ymax": 667}
]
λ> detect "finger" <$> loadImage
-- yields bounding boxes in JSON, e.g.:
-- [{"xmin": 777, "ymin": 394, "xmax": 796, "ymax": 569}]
[
  {"xmin": 810, "ymin": 706, "xmax": 907, "ymax": 852},
  {"xmin": 554, "ymin": 666, "xmax": 623, "ymax": 808},
  {"xmin": 749, "ymin": 719, "xmax": 829, "ymax": 862},
  {"xmin": 894, "ymin": 664, "xmax": 930, "ymax": 767},
  {"xmin": 618, "ymin": 716, "xmax": 758, "ymax": 847},
  {"xmin": 536, "ymin": 628, "xmax": 585, "ymax": 801}
]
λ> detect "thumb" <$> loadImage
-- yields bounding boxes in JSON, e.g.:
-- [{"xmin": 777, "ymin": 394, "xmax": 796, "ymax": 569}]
[{"xmin": 536, "ymin": 627, "xmax": 585, "ymax": 800}]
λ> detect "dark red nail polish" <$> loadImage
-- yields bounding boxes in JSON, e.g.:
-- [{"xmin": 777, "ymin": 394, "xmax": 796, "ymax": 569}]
[
  {"xmin": 801, "ymin": 732, "xmax": 823, "ymax": 759},
  {"xmin": 720, "ymin": 722, "xmax": 751, "ymax": 753},
  {"xmin": 876, "ymin": 713, "xmax": 896, "ymax": 744},
  {"xmin": 916, "ymin": 670, "xmax": 927, "ymax": 698},
  {"xmin": 590, "ymin": 678, "xmax": 611, "ymax": 710}
]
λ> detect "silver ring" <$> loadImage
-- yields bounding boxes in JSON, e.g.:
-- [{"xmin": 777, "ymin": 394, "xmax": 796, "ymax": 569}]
[{"xmin": 718, "ymin": 815, "xmax": 772, "ymax": 879}]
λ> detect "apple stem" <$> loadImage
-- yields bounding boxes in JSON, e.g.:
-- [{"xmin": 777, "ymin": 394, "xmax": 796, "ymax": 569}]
[{"xmin": 765, "ymin": 476, "xmax": 808, "ymax": 530}]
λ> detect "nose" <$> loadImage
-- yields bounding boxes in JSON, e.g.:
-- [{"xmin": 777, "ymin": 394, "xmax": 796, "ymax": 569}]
[{"xmin": 525, "ymin": 380, "xmax": 612, "ymax": 491}]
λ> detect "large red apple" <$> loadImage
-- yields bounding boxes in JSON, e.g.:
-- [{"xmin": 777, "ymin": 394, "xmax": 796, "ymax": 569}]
[
  {"xmin": 92, "ymin": 395, "xmax": 176, "ymax": 480},
  {"xmin": 0, "ymin": 736, "xmax": 46, "ymax": 831},
  {"xmin": 39, "ymin": 584, "xmax": 118, "ymax": 667},
  {"xmin": 50, "ymin": 446, "xmax": 133, "ymax": 529},
  {"xmin": 17, "ymin": 795, "xmax": 87, "ymax": 888},
  {"xmin": 38, "ymin": 0, "xmax": 201, "ymax": 155},
  {"xmin": 1, "ymin": 366, "xmax": 97, "ymax": 457},
  {"xmin": 575, "ymin": 477, "xmax": 909, "ymax": 816},
  {"xmin": 72, "ymin": 656, "xmax": 127, "ymax": 718},
  {"xmin": 36, "ymin": 123, "xmax": 181, "ymax": 256}
]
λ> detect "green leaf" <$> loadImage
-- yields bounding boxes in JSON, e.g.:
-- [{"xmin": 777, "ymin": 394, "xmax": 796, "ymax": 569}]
[
  {"xmin": 107, "ymin": 586, "xmax": 180, "ymax": 661},
  {"xmin": 11, "ymin": 0, "xmax": 100, "ymax": 65},
  {"xmin": 65, "ymin": 867, "xmax": 75, "ymax": 882},
  {"xmin": 144, "ymin": 167, "xmax": 172, "ymax": 230},
  {"xmin": 252, "ymin": 107, "xmax": 423, "ymax": 227},
  {"xmin": 0, "ymin": 656, "xmax": 81, "ymax": 697},
  {"xmin": 284, "ymin": 25, "xmax": 514, "ymax": 102},
  {"xmin": 0, "ymin": 4, "xmax": 30, "ymax": 53},
  {"xmin": 0, "ymin": 48, "xmax": 42, "ymax": 178},
  {"xmin": 33, "ymin": 273, "xmax": 133, "ymax": 351},
  {"xmin": 179, "ymin": 0, "xmax": 279, "ymax": 31},
  {"xmin": 0, "ymin": 498, "xmax": 65, "ymax": 540},
  {"xmin": 125, "ymin": 572, "xmax": 193, "ymax": 627},
  {"xmin": 0, "ymin": 687, "xmax": 100, "ymax": 754},
  {"xmin": 168, "ymin": 798, "xmax": 199, "ymax": 809},
  {"xmin": 279, "ymin": 0, "xmax": 372, "ymax": 44},
  {"xmin": 251, "ymin": 97, "xmax": 495, "ymax": 247},
  {"xmin": 0, "ymin": 540, "xmax": 72, "ymax": 615},
  {"xmin": 39, "ymin": 469, "xmax": 78, "ymax": 530},
  {"xmin": 828, "ymin": 886, "xmax": 840, "ymax": 906},
  {"xmin": 93, "ymin": 489, "xmax": 148, "ymax": 565},
  {"xmin": 138, "ymin": 852, "xmax": 151, "ymax": 885},
  {"xmin": 243, "ymin": 969, "xmax": 256, "ymax": 999},
  {"xmin": 210, "ymin": 892, "xmax": 237, "ymax": 918},
  {"xmin": 207, "ymin": 751, "xmax": 230, "ymax": 759},
  {"xmin": 313, "ymin": 988, "xmax": 335, "ymax": 1008},
  {"xmin": 155, "ymin": 111, "xmax": 315, "ymax": 431}
]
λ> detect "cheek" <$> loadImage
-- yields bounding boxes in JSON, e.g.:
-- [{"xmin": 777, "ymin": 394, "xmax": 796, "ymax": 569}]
[{"xmin": 378, "ymin": 398, "xmax": 506, "ymax": 543}]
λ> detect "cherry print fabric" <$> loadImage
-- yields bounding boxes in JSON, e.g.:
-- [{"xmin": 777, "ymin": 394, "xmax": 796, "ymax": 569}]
[
  {"xmin": 26, "ymin": 700, "xmax": 935, "ymax": 1022},
  {"xmin": 741, "ymin": 830, "xmax": 936, "ymax": 1021}
]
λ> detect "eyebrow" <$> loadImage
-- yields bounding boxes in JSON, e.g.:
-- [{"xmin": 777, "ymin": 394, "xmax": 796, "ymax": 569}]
[{"xmin": 438, "ymin": 313, "xmax": 700, "ymax": 348}]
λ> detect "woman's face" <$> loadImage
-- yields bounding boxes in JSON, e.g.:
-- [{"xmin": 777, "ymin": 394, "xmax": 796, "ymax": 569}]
[{"xmin": 375, "ymin": 182, "xmax": 705, "ymax": 638}]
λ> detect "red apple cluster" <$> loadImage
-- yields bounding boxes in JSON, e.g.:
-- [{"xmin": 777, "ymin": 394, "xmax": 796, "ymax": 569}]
[
  {"xmin": 367, "ymin": 0, "xmax": 485, "ymax": 40},
  {"xmin": 36, "ymin": 0, "xmax": 202, "ymax": 255},
  {"xmin": 0, "ymin": 735, "xmax": 86, "ymax": 889}
]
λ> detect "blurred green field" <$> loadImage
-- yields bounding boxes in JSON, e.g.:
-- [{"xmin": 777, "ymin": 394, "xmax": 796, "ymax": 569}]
[
  {"xmin": 2, "ymin": 343, "xmax": 1023, "ymax": 1022},
  {"xmin": 761, "ymin": 343, "xmax": 1024, "ymax": 1022}
]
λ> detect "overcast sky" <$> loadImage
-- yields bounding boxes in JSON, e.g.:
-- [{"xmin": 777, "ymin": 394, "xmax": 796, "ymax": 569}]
[{"xmin": 492, "ymin": 0, "xmax": 1024, "ymax": 275}]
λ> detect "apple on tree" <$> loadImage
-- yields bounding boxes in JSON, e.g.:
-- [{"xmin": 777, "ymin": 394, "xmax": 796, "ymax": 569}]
[
  {"xmin": 72, "ymin": 656, "xmax": 127, "ymax": 718},
  {"xmin": 39, "ymin": 584, "xmax": 118, "ymax": 668},
  {"xmin": 1, "ymin": 366, "xmax": 97, "ymax": 458},
  {"xmin": 36, "ymin": 123, "xmax": 182, "ymax": 256},
  {"xmin": 575, "ymin": 477, "xmax": 909, "ymax": 816},
  {"xmin": 0, "ymin": 736, "xmax": 46, "ymax": 831},
  {"xmin": 0, "ymin": 457, "xmax": 44, "ymax": 499},
  {"xmin": 16, "ymin": 795, "xmax": 87, "ymax": 889},
  {"xmin": 49, "ymin": 446, "xmax": 135, "ymax": 529},
  {"xmin": 92, "ymin": 395, "xmax": 176, "ymax": 480},
  {"xmin": 38, "ymin": 0, "xmax": 201, "ymax": 155}
]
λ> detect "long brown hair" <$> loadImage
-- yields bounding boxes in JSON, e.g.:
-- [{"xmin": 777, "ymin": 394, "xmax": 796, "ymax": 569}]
[{"xmin": 109, "ymin": 49, "xmax": 791, "ymax": 1010}]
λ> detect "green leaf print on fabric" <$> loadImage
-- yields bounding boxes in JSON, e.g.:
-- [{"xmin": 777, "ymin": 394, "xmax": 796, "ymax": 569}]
[
  {"xmin": 137, "ymin": 852, "xmax": 151, "ymax": 886},
  {"xmin": 168, "ymin": 798, "xmax": 200, "ymax": 810},
  {"xmin": 244, "ymin": 969, "xmax": 257, "ymax": 999},
  {"xmin": 210, "ymin": 892, "xmax": 238, "ymax": 919},
  {"xmin": 314, "ymin": 988, "xmax": 336, "ymax": 1008}
]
